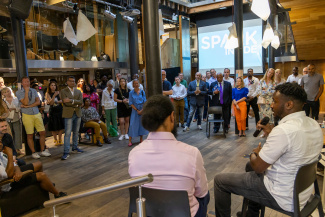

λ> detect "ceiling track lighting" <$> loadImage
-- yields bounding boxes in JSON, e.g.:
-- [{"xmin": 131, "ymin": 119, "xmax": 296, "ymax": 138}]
[
  {"xmin": 103, "ymin": 6, "xmax": 116, "ymax": 20},
  {"xmin": 122, "ymin": 15, "xmax": 134, "ymax": 23}
]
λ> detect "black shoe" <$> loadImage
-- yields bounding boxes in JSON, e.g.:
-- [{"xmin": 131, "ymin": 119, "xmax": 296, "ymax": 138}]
[
  {"xmin": 181, "ymin": 124, "xmax": 185, "ymax": 128},
  {"xmin": 104, "ymin": 138, "xmax": 111, "ymax": 144},
  {"xmin": 225, "ymin": 129, "xmax": 228, "ymax": 134},
  {"xmin": 213, "ymin": 129, "xmax": 219, "ymax": 133},
  {"xmin": 246, "ymin": 127, "xmax": 249, "ymax": 130},
  {"xmin": 55, "ymin": 192, "xmax": 68, "ymax": 199},
  {"xmin": 96, "ymin": 140, "xmax": 103, "ymax": 147}
]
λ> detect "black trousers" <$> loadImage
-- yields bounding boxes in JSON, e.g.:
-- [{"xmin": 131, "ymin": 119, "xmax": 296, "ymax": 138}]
[
  {"xmin": 214, "ymin": 105, "xmax": 230, "ymax": 131},
  {"xmin": 246, "ymin": 97, "xmax": 260, "ymax": 128},
  {"xmin": 304, "ymin": 100, "xmax": 320, "ymax": 120}
]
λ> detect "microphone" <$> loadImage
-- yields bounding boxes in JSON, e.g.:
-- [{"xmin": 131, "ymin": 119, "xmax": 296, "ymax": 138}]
[{"xmin": 253, "ymin": 117, "xmax": 270, "ymax": 137}]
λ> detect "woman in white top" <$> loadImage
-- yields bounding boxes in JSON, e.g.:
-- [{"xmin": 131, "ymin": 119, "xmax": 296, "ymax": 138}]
[
  {"xmin": 2, "ymin": 87, "xmax": 23, "ymax": 154},
  {"xmin": 101, "ymin": 80, "xmax": 118, "ymax": 135}
]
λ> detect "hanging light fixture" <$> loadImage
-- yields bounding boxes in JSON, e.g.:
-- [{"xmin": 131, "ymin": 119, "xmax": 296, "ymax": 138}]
[
  {"xmin": 103, "ymin": 6, "xmax": 116, "ymax": 20},
  {"xmin": 290, "ymin": 44, "xmax": 295, "ymax": 54},
  {"xmin": 271, "ymin": 30, "xmax": 280, "ymax": 49},
  {"xmin": 91, "ymin": 56, "xmax": 98, "ymax": 61},
  {"xmin": 225, "ymin": 23, "xmax": 239, "ymax": 49},
  {"xmin": 251, "ymin": 0, "xmax": 270, "ymax": 21},
  {"xmin": 59, "ymin": 54, "xmax": 64, "ymax": 61},
  {"xmin": 262, "ymin": 22, "xmax": 274, "ymax": 48}
]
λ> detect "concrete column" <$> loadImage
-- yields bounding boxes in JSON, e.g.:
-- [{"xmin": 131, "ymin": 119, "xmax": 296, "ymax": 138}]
[{"xmin": 143, "ymin": 0, "xmax": 162, "ymax": 97}]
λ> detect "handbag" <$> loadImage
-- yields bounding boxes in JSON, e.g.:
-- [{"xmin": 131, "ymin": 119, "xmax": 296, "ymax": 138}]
[
  {"xmin": 257, "ymin": 96, "xmax": 266, "ymax": 105},
  {"xmin": 108, "ymin": 125, "xmax": 118, "ymax": 137},
  {"xmin": 118, "ymin": 89, "xmax": 129, "ymax": 109}
]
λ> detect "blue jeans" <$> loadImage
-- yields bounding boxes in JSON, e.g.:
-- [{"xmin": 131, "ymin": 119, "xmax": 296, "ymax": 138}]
[
  {"xmin": 64, "ymin": 113, "xmax": 81, "ymax": 154},
  {"xmin": 184, "ymin": 97, "xmax": 189, "ymax": 122},
  {"xmin": 187, "ymin": 104, "xmax": 203, "ymax": 127},
  {"xmin": 195, "ymin": 191, "xmax": 210, "ymax": 217},
  {"xmin": 214, "ymin": 162, "xmax": 281, "ymax": 217}
]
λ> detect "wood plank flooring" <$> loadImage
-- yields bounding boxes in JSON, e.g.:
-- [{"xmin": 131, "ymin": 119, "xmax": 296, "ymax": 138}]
[{"xmin": 19, "ymin": 117, "xmax": 323, "ymax": 217}]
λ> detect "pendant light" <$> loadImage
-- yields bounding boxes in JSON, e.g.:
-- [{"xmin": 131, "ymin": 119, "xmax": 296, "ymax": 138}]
[
  {"xmin": 262, "ymin": 22, "xmax": 274, "ymax": 48},
  {"xmin": 251, "ymin": 0, "xmax": 271, "ymax": 21}
]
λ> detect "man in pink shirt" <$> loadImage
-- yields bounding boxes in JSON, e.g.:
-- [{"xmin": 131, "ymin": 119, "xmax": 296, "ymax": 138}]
[{"xmin": 128, "ymin": 95, "xmax": 209, "ymax": 217}]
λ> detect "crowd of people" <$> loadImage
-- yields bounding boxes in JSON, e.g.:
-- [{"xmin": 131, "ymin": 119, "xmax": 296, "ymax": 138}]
[{"xmin": 0, "ymin": 63, "xmax": 323, "ymax": 217}]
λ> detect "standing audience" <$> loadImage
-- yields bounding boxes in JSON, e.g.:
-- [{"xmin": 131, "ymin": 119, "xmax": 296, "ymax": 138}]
[
  {"xmin": 244, "ymin": 68, "xmax": 260, "ymax": 130},
  {"xmin": 274, "ymin": 69, "xmax": 285, "ymax": 86},
  {"xmin": 60, "ymin": 76, "xmax": 84, "ymax": 160},
  {"xmin": 223, "ymin": 68, "xmax": 234, "ymax": 88},
  {"xmin": 82, "ymin": 98, "xmax": 111, "ymax": 147},
  {"xmin": 45, "ymin": 81, "xmax": 64, "ymax": 146},
  {"xmin": 114, "ymin": 78, "xmax": 131, "ymax": 141},
  {"xmin": 301, "ymin": 63, "xmax": 324, "ymax": 120},
  {"xmin": 286, "ymin": 67, "xmax": 301, "ymax": 83},
  {"xmin": 170, "ymin": 76, "xmax": 187, "ymax": 128},
  {"xmin": 194, "ymin": 75, "xmax": 209, "ymax": 122},
  {"xmin": 77, "ymin": 78, "xmax": 85, "ymax": 93},
  {"xmin": 128, "ymin": 80, "xmax": 148, "ymax": 147},
  {"xmin": 127, "ymin": 74, "xmax": 144, "ymax": 91},
  {"xmin": 16, "ymin": 77, "xmax": 50, "ymax": 159},
  {"xmin": 2, "ymin": 87, "xmax": 22, "ymax": 154},
  {"xmin": 298, "ymin": 67, "xmax": 309, "ymax": 85},
  {"xmin": 101, "ymin": 80, "xmax": 118, "ymax": 134},
  {"xmin": 162, "ymin": 70, "xmax": 173, "ymax": 97},
  {"xmin": 259, "ymin": 68, "xmax": 275, "ymax": 125},
  {"xmin": 83, "ymin": 84, "xmax": 100, "ymax": 111},
  {"xmin": 232, "ymin": 77, "xmax": 249, "ymax": 137}
]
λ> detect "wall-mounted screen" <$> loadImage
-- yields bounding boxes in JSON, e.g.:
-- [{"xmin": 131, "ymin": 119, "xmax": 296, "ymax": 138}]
[{"xmin": 198, "ymin": 19, "xmax": 263, "ymax": 75}]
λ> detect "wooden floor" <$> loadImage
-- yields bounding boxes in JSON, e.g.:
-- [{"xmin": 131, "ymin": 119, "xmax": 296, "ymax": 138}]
[{"xmin": 19, "ymin": 117, "xmax": 323, "ymax": 217}]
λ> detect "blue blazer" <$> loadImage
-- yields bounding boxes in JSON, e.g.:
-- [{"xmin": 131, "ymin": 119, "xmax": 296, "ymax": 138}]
[
  {"xmin": 208, "ymin": 80, "xmax": 232, "ymax": 107},
  {"xmin": 188, "ymin": 80, "xmax": 207, "ymax": 106}
]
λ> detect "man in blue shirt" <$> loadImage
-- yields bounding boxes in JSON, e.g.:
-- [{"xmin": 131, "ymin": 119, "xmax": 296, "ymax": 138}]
[{"xmin": 162, "ymin": 70, "xmax": 172, "ymax": 96}]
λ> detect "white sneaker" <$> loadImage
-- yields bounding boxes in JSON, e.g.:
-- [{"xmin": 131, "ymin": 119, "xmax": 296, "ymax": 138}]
[
  {"xmin": 183, "ymin": 126, "xmax": 189, "ymax": 132},
  {"xmin": 40, "ymin": 150, "xmax": 51, "ymax": 157},
  {"xmin": 32, "ymin": 152, "xmax": 41, "ymax": 159},
  {"xmin": 118, "ymin": 135, "xmax": 125, "ymax": 141},
  {"xmin": 198, "ymin": 125, "xmax": 202, "ymax": 130},
  {"xmin": 124, "ymin": 134, "xmax": 129, "ymax": 140}
]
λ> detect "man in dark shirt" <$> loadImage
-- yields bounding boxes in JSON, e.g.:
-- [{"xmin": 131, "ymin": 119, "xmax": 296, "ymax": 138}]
[{"xmin": 162, "ymin": 70, "xmax": 172, "ymax": 96}]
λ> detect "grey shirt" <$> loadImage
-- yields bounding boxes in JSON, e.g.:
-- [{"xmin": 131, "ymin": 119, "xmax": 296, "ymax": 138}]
[
  {"xmin": 16, "ymin": 88, "xmax": 40, "ymax": 115},
  {"xmin": 300, "ymin": 73, "xmax": 324, "ymax": 101}
]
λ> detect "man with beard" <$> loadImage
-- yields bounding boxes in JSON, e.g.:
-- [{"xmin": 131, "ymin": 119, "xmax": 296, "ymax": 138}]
[
  {"xmin": 128, "ymin": 95, "xmax": 209, "ymax": 217},
  {"xmin": 286, "ymin": 67, "xmax": 301, "ymax": 83},
  {"xmin": 214, "ymin": 83, "xmax": 323, "ymax": 217}
]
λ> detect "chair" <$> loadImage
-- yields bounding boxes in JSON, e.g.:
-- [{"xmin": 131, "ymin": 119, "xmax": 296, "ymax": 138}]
[
  {"xmin": 241, "ymin": 161, "xmax": 324, "ymax": 217},
  {"xmin": 0, "ymin": 170, "xmax": 50, "ymax": 217},
  {"xmin": 206, "ymin": 106, "xmax": 226, "ymax": 138},
  {"xmin": 78, "ymin": 120, "xmax": 103, "ymax": 144},
  {"xmin": 128, "ymin": 187, "xmax": 191, "ymax": 217}
]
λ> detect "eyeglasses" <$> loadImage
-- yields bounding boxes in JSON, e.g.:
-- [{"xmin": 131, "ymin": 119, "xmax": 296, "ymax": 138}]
[{"xmin": 110, "ymin": 93, "xmax": 113, "ymax": 99}]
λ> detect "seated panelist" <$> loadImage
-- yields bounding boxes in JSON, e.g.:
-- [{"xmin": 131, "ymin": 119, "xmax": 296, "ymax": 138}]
[
  {"xmin": 214, "ymin": 83, "xmax": 323, "ymax": 217},
  {"xmin": 128, "ymin": 95, "xmax": 210, "ymax": 217}
]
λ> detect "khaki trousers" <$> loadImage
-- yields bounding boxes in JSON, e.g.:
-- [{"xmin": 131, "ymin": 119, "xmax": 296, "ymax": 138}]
[
  {"xmin": 84, "ymin": 121, "xmax": 108, "ymax": 141},
  {"xmin": 173, "ymin": 99, "xmax": 185, "ymax": 125}
]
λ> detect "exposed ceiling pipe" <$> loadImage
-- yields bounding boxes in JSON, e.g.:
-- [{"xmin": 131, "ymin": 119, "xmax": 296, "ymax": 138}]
[{"xmin": 93, "ymin": 0, "xmax": 126, "ymax": 10}]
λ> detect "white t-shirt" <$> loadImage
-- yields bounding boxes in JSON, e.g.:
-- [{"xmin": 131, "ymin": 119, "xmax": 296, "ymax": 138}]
[
  {"xmin": 286, "ymin": 74, "xmax": 302, "ymax": 83},
  {"xmin": 127, "ymin": 81, "xmax": 144, "ymax": 91},
  {"xmin": 259, "ymin": 111, "xmax": 323, "ymax": 212},
  {"xmin": 0, "ymin": 152, "xmax": 11, "ymax": 192}
]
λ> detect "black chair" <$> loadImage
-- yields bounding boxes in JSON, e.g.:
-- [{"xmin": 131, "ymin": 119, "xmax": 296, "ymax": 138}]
[
  {"xmin": 241, "ymin": 161, "xmax": 324, "ymax": 217},
  {"xmin": 78, "ymin": 120, "xmax": 94, "ymax": 144},
  {"xmin": 206, "ymin": 106, "xmax": 226, "ymax": 138},
  {"xmin": 128, "ymin": 187, "xmax": 191, "ymax": 217}
]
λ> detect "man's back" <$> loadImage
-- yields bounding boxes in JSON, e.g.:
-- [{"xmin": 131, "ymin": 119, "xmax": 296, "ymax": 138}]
[
  {"xmin": 259, "ymin": 111, "xmax": 323, "ymax": 211},
  {"xmin": 128, "ymin": 132, "xmax": 208, "ymax": 217}
]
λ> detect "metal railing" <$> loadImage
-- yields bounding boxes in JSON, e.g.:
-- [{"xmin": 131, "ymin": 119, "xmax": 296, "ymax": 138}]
[{"xmin": 44, "ymin": 174, "xmax": 153, "ymax": 217}]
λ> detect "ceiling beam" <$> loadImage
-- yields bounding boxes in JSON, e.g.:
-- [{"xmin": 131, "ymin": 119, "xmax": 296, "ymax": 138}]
[{"xmin": 188, "ymin": 0, "xmax": 248, "ymax": 14}]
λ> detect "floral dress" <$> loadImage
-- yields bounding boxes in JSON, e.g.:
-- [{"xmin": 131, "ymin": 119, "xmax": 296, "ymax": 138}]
[{"xmin": 259, "ymin": 80, "xmax": 275, "ymax": 123}]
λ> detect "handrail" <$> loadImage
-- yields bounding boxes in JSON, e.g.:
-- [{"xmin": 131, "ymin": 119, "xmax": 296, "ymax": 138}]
[{"xmin": 44, "ymin": 174, "xmax": 153, "ymax": 208}]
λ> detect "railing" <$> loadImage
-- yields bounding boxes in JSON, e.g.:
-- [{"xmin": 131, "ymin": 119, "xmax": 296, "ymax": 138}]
[{"xmin": 44, "ymin": 174, "xmax": 153, "ymax": 217}]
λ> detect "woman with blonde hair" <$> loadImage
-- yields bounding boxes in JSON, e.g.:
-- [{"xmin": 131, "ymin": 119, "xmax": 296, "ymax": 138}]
[
  {"xmin": 259, "ymin": 68, "xmax": 275, "ymax": 125},
  {"xmin": 2, "ymin": 87, "xmax": 23, "ymax": 154},
  {"xmin": 274, "ymin": 69, "xmax": 285, "ymax": 86},
  {"xmin": 232, "ymin": 77, "xmax": 249, "ymax": 137}
]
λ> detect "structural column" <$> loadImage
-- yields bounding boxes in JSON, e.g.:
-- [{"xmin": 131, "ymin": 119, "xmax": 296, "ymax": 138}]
[
  {"xmin": 268, "ymin": 0, "xmax": 276, "ymax": 69},
  {"xmin": 10, "ymin": 14, "xmax": 28, "ymax": 81},
  {"xmin": 128, "ymin": 21, "xmax": 139, "ymax": 78},
  {"xmin": 234, "ymin": 0, "xmax": 243, "ymax": 134},
  {"xmin": 142, "ymin": 0, "xmax": 162, "ymax": 97}
]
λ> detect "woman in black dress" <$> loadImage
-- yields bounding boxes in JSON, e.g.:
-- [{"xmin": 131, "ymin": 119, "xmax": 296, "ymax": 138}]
[
  {"xmin": 45, "ymin": 81, "xmax": 64, "ymax": 146},
  {"xmin": 114, "ymin": 78, "xmax": 132, "ymax": 141}
]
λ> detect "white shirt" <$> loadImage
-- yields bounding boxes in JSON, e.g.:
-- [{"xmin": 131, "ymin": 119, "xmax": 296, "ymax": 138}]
[
  {"xmin": 127, "ymin": 81, "xmax": 144, "ymax": 91},
  {"xmin": 170, "ymin": 84, "xmax": 187, "ymax": 100},
  {"xmin": 223, "ymin": 77, "xmax": 234, "ymax": 88},
  {"xmin": 244, "ymin": 76, "xmax": 260, "ymax": 98},
  {"xmin": 259, "ymin": 111, "xmax": 323, "ymax": 212},
  {"xmin": 101, "ymin": 87, "xmax": 117, "ymax": 110},
  {"xmin": 0, "ymin": 152, "xmax": 10, "ymax": 192},
  {"xmin": 286, "ymin": 74, "xmax": 302, "ymax": 83}
]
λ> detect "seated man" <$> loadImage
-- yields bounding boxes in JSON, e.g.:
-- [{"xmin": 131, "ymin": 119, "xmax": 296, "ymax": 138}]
[
  {"xmin": 214, "ymin": 83, "xmax": 323, "ymax": 217},
  {"xmin": 128, "ymin": 95, "xmax": 209, "ymax": 217},
  {"xmin": 0, "ymin": 119, "xmax": 67, "ymax": 199}
]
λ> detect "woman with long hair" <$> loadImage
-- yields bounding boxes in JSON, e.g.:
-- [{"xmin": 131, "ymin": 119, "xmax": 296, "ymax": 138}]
[
  {"xmin": 274, "ymin": 69, "xmax": 285, "ymax": 86},
  {"xmin": 232, "ymin": 77, "xmax": 249, "ymax": 137},
  {"xmin": 81, "ymin": 98, "xmax": 111, "ymax": 146},
  {"xmin": 83, "ymin": 84, "xmax": 100, "ymax": 111},
  {"xmin": 114, "ymin": 78, "xmax": 132, "ymax": 141},
  {"xmin": 259, "ymin": 68, "xmax": 275, "ymax": 125},
  {"xmin": 77, "ymin": 78, "xmax": 86, "ymax": 93},
  {"xmin": 101, "ymin": 80, "xmax": 118, "ymax": 134},
  {"xmin": 45, "ymin": 81, "xmax": 64, "ymax": 146},
  {"xmin": 128, "ymin": 80, "xmax": 148, "ymax": 147},
  {"xmin": 2, "ymin": 87, "xmax": 23, "ymax": 154}
]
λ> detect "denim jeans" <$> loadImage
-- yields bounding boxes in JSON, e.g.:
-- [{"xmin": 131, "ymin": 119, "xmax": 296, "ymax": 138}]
[
  {"xmin": 195, "ymin": 191, "xmax": 210, "ymax": 217},
  {"xmin": 64, "ymin": 113, "xmax": 81, "ymax": 154},
  {"xmin": 184, "ymin": 97, "xmax": 189, "ymax": 122},
  {"xmin": 214, "ymin": 162, "xmax": 281, "ymax": 217},
  {"xmin": 187, "ymin": 104, "xmax": 203, "ymax": 127},
  {"xmin": 195, "ymin": 96, "xmax": 209, "ymax": 120}
]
